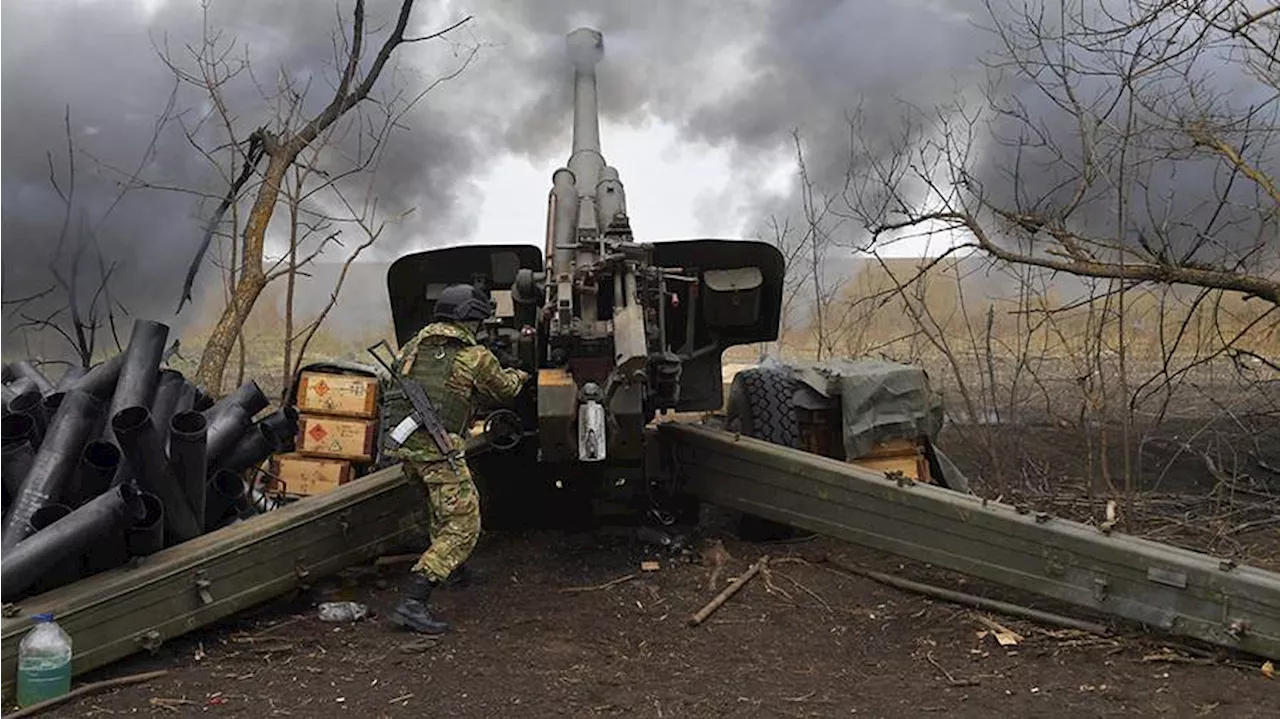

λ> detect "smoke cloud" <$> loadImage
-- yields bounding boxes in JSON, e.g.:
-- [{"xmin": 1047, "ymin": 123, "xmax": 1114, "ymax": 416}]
[{"xmin": 5, "ymin": 0, "xmax": 1265, "ymax": 360}]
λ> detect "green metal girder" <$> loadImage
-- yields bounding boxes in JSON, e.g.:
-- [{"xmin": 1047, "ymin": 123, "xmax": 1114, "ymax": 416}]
[
  {"xmin": 1, "ymin": 465, "xmax": 426, "ymax": 701},
  {"xmin": 660, "ymin": 423, "xmax": 1280, "ymax": 660}
]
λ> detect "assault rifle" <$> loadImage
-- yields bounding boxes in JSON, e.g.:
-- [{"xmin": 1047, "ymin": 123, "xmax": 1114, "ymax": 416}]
[{"xmin": 367, "ymin": 340, "xmax": 462, "ymax": 472}]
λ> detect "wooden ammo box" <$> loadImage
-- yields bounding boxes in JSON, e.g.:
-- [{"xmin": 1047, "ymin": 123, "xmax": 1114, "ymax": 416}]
[
  {"xmin": 849, "ymin": 437, "xmax": 934, "ymax": 484},
  {"xmin": 296, "ymin": 371, "xmax": 379, "ymax": 419},
  {"xmin": 271, "ymin": 453, "xmax": 355, "ymax": 496},
  {"xmin": 295, "ymin": 415, "xmax": 377, "ymax": 462}
]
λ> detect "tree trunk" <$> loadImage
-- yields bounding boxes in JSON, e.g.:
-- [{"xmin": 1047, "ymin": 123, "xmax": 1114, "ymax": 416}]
[{"xmin": 194, "ymin": 154, "xmax": 289, "ymax": 394}]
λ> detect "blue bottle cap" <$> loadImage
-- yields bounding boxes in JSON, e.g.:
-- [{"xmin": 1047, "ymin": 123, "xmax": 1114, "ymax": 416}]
[{"xmin": 33, "ymin": 613, "xmax": 54, "ymax": 623}]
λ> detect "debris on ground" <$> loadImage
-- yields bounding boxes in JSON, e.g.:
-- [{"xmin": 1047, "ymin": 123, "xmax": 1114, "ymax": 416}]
[
  {"xmin": 318, "ymin": 601, "xmax": 370, "ymax": 622},
  {"xmin": 689, "ymin": 554, "xmax": 769, "ymax": 626}
]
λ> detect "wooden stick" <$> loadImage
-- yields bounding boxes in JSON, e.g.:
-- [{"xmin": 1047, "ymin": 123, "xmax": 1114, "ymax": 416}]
[
  {"xmin": 822, "ymin": 555, "xmax": 1110, "ymax": 636},
  {"xmin": 560, "ymin": 573, "xmax": 638, "ymax": 593},
  {"xmin": 8, "ymin": 669, "xmax": 169, "ymax": 718},
  {"xmin": 689, "ymin": 555, "xmax": 770, "ymax": 626}
]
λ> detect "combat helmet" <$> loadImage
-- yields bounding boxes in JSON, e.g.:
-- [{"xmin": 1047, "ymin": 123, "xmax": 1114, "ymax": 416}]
[{"xmin": 434, "ymin": 284, "xmax": 494, "ymax": 322}]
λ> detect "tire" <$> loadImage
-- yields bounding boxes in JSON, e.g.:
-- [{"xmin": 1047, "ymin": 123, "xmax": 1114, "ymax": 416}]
[
  {"xmin": 726, "ymin": 368, "xmax": 808, "ymax": 541},
  {"xmin": 728, "ymin": 368, "xmax": 800, "ymax": 448}
]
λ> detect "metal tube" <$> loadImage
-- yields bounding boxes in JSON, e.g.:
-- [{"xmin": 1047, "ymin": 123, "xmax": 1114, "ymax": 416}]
[
  {"xmin": 126, "ymin": 491, "xmax": 165, "ymax": 556},
  {"xmin": 203, "ymin": 469, "xmax": 246, "ymax": 531},
  {"xmin": 1, "ymin": 390, "xmax": 103, "ymax": 549},
  {"xmin": 567, "ymin": 27, "xmax": 606, "ymax": 229},
  {"xmin": 203, "ymin": 404, "xmax": 250, "ymax": 466},
  {"xmin": 192, "ymin": 387, "xmax": 215, "ymax": 412},
  {"xmin": 74, "ymin": 440, "xmax": 122, "ymax": 507},
  {"xmin": 0, "ymin": 483, "xmax": 143, "ymax": 602},
  {"xmin": 259, "ymin": 405, "xmax": 299, "ymax": 453},
  {"xmin": 149, "ymin": 369, "xmax": 186, "ymax": 450},
  {"xmin": 1, "ymin": 439, "xmax": 36, "ymax": 502},
  {"xmin": 551, "ymin": 169, "xmax": 581, "ymax": 276},
  {"xmin": 103, "ymin": 319, "xmax": 170, "ymax": 444},
  {"xmin": 169, "ymin": 410, "xmax": 207, "ymax": 528},
  {"xmin": 56, "ymin": 366, "xmax": 88, "ymax": 390},
  {"xmin": 175, "ymin": 380, "xmax": 199, "ymax": 414},
  {"xmin": 42, "ymin": 392, "xmax": 65, "ymax": 420},
  {"xmin": 112, "ymin": 406, "xmax": 203, "ymax": 544},
  {"xmin": 221, "ymin": 423, "xmax": 280, "ymax": 473},
  {"xmin": 8, "ymin": 387, "xmax": 48, "ymax": 448},
  {"xmin": 64, "ymin": 353, "xmax": 126, "ymax": 400},
  {"xmin": 26, "ymin": 504, "xmax": 83, "ymax": 593},
  {"xmin": 4, "ymin": 376, "xmax": 36, "ymax": 396},
  {"xmin": 205, "ymin": 380, "xmax": 269, "ymax": 422},
  {"xmin": 596, "ymin": 166, "xmax": 626, "ymax": 230},
  {"xmin": 9, "ymin": 361, "xmax": 56, "ymax": 397},
  {"xmin": 0, "ymin": 414, "xmax": 36, "ymax": 498}
]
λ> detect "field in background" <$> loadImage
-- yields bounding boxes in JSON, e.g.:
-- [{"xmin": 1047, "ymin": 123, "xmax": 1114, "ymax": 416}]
[
  {"xmin": 7, "ymin": 255, "xmax": 1279, "ymax": 717},
  {"xmin": 8, "ymin": 254, "xmax": 1277, "ymax": 555}
]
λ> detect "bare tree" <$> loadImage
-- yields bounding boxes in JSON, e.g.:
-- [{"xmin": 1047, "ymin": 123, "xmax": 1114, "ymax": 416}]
[
  {"xmin": 156, "ymin": 0, "xmax": 473, "ymax": 395},
  {"xmin": 3, "ymin": 92, "xmax": 181, "ymax": 370},
  {"xmin": 847, "ymin": 0, "xmax": 1280, "ymax": 306}
]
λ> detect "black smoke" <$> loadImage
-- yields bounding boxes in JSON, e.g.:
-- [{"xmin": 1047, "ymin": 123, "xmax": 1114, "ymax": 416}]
[{"xmin": 14, "ymin": 1, "xmax": 1256, "ymax": 360}]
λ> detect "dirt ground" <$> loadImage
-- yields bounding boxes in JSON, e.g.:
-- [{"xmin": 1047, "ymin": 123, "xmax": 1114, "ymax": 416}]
[
  {"xmin": 15, "ymin": 417, "xmax": 1280, "ymax": 719},
  {"xmin": 31, "ymin": 515, "xmax": 1279, "ymax": 719}
]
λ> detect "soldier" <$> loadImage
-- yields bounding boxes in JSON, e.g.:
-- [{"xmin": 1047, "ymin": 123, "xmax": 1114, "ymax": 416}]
[{"xmin": 385, "ymin": 283, "xmax": 530, "ymax": 634}]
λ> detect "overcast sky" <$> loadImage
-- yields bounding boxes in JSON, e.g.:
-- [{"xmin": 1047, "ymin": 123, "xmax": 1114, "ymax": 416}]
[{"xmin": 2, "ymin": 1, "xmax": 993, "ymax": 323}]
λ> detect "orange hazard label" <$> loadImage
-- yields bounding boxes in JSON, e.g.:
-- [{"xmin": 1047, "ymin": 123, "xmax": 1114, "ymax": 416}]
[
  {"xmin": 308, "ymin": 424, "xmax": 329, "ymax": 442},
  {"xmin": 313, "ymin": 380, "xmax": 330, "ymax": 396}
]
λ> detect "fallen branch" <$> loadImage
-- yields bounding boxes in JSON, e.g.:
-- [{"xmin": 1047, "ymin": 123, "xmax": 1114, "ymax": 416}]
[
  {"xmin": 925, "ymin": 651, "xmax": 980, "ymax": 687},
  {"xmin": 560, "ymin": 573, "xmax": 638, "ymax": 593},
  {"xmin": 8, "ymin": 669, "xmax": 169, "ymax": 717},
  {"xmin": 689, "ymin": 555, "xmax": 770, "ymax": 626},
  {"xmin": 821, "ymin": 555, "xmax": 1109, "ymax": 636}
]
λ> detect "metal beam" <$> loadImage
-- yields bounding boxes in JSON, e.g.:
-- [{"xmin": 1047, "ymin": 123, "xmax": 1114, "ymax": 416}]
[
  {"xmin": 1, "ymin": 465, "xmax": 426, "ymax": 701},
  {"xmin": 660, "ymin": 423, "xmax": 1280, "ymax": 660}
]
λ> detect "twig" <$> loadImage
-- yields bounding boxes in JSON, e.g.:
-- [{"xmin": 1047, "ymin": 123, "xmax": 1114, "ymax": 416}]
[
  {"xmin": 388, "ymin": 693, "xmax": 414, "ymax": 704},
  {"xmin": 149, "ymin": 697, "xmax": 196, "ymax": 712},
  {"xmin": 560, "ymin": 573, "xmax": 638, "ymax": 593},
  {"xmin": 8, "ymin": 670, "xmax": 169, "ymax": 717},
  {"xmin": 822, "ymin": 555, "xmax": 1109, "ymax": 636},
  {"xmin": 760, "ymin": 564, "xmax": 796, "ymax": 603},
  {"xmin": 252, "ymin": 616, "xmax": 303, "ymax": 637},
  {"xmin": 1228, "ymin": 515, "xmax": 1280, "ymax": 535},
  {"xmin": 689, "ymin": 555, "xmax": 770, "ymax": 626},
  {"xmin": 772, "ymin": 570, "xmax": 834, "ymax": 614},
  {"xmin": 926, "ymin": 651, "xmax": 981, "ymax": 687}
]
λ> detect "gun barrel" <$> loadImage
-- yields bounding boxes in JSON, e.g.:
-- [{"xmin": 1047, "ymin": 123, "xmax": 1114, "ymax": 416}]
[{"xmin": 567, "ymin": 28, "xmax": 606, "ymax": 234}]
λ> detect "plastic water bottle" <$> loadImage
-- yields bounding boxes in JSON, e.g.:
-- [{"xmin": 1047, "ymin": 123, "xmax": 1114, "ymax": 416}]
[
  {"xmin": 16, "ymin": 613, "xmax": 72, "ymax": 707},
  {"xmin": 317, "ymin": 601, "xmax": 369, "ymax": 622}
]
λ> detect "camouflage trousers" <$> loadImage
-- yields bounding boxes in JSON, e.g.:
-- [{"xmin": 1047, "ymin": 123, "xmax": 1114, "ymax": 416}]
[{"xmin": 405, "ymin": 459, "xmax": 481, "ymax": 583}]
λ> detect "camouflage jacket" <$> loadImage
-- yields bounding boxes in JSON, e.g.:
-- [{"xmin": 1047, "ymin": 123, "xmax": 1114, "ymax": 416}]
[{"xmin": 385, "ymin": 321, "xmax": 529, "ymax": 464}]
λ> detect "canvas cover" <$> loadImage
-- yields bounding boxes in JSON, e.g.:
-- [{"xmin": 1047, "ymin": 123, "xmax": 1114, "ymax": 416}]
[{"xmin": 758, "ymin": 357, "xmax": 945, "ymax": 461}]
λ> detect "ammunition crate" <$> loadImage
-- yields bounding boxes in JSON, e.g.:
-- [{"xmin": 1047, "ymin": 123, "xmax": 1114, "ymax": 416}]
[
  {"xmin": 270, "ymin": 453, "xmax": 355, "ymax": 496},
  {"xmin": 296, "ymin": 371, "xmax": 380, "ymax": 419},
  {"xmin": 295, "ymin": 414, "xmax": 378, "ymax": 462}
]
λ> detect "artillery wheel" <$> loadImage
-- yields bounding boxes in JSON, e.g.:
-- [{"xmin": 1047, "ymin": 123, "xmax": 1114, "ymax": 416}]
[
  {"xmin": 725, "ymin": 367, "xmax": 810, "ymax": 542},
  {"xmin": 726, "ymin": 367, "xmax": 800, "ymax": 447}
]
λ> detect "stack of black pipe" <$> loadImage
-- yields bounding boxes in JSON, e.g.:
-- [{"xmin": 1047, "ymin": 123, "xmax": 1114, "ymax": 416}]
[{"xmin": 0, "ymin": 319, "xmax": 299, "ymax": 602}]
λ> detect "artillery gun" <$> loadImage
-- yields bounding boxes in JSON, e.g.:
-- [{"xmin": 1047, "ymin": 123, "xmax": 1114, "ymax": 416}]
[{"xmin": 385, "ymin": 28, "xmax": 785, "ymax": 524}]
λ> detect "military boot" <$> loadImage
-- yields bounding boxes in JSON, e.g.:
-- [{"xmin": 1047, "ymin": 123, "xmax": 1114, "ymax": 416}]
[
  {"xmin": 391, "ymin": 574, "xmax": 449, "ymax": 635},
  {"xmin": 441, "ymin": 563, "xmax": 486, "ymax": 589}
]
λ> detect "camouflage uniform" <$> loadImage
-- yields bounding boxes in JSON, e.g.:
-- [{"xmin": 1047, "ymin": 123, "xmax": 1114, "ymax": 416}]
[{"xmin": 385, "ymin": 321, "xmax": 528, "ymax": 584}]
